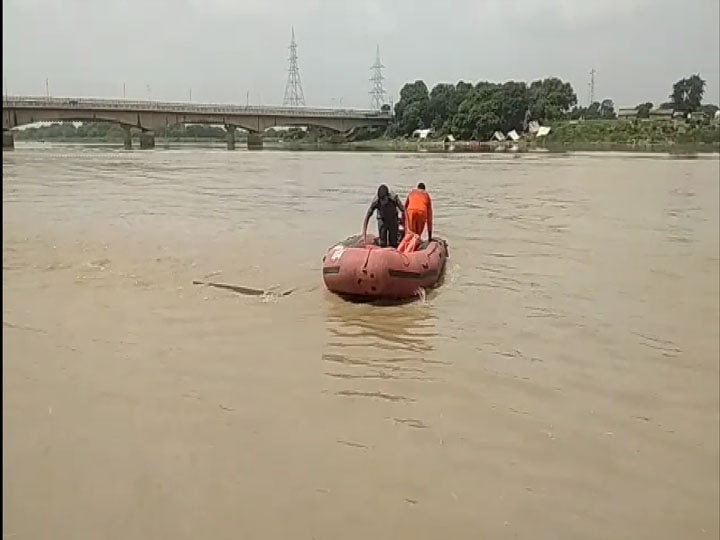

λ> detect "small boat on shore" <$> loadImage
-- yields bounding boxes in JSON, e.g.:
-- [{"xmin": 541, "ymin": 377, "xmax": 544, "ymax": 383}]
[{"xmin": 321, "ymin": 234, "xmax": 449, "ymax": 300}]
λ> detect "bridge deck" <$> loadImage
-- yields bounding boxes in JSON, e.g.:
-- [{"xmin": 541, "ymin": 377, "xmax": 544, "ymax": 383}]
[{"xmin": 2, "ymin": 96, "xmax": 392, "ymax": 120}]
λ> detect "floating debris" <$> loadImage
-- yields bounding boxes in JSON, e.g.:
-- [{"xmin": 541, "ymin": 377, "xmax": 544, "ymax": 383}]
[{"xmin": 192, "ymin": 280, "xmax": 294, "ymax": 297}]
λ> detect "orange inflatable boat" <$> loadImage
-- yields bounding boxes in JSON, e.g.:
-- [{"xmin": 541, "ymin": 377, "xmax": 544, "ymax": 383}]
[{"xmin": 321, "ymin": 234, "xmax": 449, "ymax": 300}]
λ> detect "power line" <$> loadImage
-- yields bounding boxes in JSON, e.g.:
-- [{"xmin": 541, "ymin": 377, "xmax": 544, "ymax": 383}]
[
  {"xmin": 369, "ymin": 44, "xmax": 387, "ymax": 110},
  {"xmin": 283, "ymin": 27, "xmax": 305, "ymax": 107}
]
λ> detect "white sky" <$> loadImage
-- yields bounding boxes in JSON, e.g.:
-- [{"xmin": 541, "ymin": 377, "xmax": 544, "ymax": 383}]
[{"xmin": 3, "ymin": 0, "xmax": 719, "ymax": 108}]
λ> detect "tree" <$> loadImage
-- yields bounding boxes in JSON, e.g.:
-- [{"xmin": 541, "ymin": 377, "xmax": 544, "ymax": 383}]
[
  {"xmin": 450, "ymin": 88, "xmax": 502, "ymax": 141},
  {"xmin": 390, "ymin": 75, "xmax": 578, "ymax": 140},
  {"xmin": 427, "ymin": 83, "xmax": 456, "ymax": 132},
  {"xmin": 398, "ymin": 101, "xmax": 426, "ymax": 134},
  {"xmin": 636, "ymin": 102, "xmax": 653, "ymax": 118},
  {"xmin": 453, "ymin": 81, "xmax": 473, "ymax": 108},
  {"xmin": 498, "ymin": 81, "xmax": 531, "ymax": 132},
  {"xmin": 586, "ymin": 101, "xmax": 601, "ymax": 119},
  {"xmin": 528, "ymin": 77, "xmax": 577, "ymax": 121},
  {"xmin": 599, "ymin": 99, "xmax": 616, "ymax": 119},
  {"xmin": 450, "ymin": 82, "xmax": 531, "ymax": 139},
  {"xmin": 572, "ymin": 99, "xmax": 615, "ymax": 120},
  {"xmin": 394, "ymin": 80, "xmax": 431, "ymax": 135},
  {"xmin": 670, "ymin": 74, "xmax": 706, "ymax": 112},
  {"xmin": 568, "ymin": 106, "xmax": 587, "ymax": 120}
]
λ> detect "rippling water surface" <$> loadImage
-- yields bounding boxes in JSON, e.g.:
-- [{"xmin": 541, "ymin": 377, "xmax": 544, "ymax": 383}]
[{"xmin": 3, "ymin": 144, "xmax": 719, "ymax": 539}]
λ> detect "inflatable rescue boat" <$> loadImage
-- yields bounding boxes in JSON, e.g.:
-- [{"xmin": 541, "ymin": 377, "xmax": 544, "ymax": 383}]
[{"xmin": 321, "ymin": 234, "xmax": 449, "ymax": 300}]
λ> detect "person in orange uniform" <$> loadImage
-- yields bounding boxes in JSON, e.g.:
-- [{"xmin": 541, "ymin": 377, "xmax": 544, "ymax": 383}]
[
  {"xmin": 397, "ymin": 182, "xmax": 433, "ymax": 254},
  {"xmin": 405, "ymin": 182, "xmax": 433, "ymax": 240}
]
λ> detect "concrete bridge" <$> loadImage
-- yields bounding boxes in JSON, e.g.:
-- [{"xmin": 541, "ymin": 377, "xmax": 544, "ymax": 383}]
[{"xmin": 2, "ymin": 96, "xmax": 393, "ymax": 150}]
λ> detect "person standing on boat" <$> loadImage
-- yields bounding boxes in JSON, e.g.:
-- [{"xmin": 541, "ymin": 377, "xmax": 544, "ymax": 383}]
[
  {"xmin": 404, "ymin": 182, "xmax": 433, "ymax": 241},
  {"xmin": 362, "ymin": 184, "xmax": 405, "ymax": 248}
]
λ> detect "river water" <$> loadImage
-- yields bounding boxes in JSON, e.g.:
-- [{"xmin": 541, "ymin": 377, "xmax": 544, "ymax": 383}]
[{"xmin": 3, "ymin": 144, "xmax": 719, "ymax": 540}]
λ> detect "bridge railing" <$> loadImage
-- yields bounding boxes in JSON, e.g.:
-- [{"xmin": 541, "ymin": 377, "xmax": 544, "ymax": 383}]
[{"xmin": 2, "ymin": 96, "xmax": 393, "ymax": 120}]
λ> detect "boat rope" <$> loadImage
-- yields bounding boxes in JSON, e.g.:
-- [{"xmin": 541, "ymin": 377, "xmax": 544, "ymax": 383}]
[{"xmin": 362, "ymin": 247, "xmax": 373, "ymax": 270}]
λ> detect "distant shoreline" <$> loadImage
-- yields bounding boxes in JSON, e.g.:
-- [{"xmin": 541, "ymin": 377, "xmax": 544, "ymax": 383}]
[
  {"xmin": 11, "ymin": 117, "xmax": 719, "ymax": 154},
  {"xmin": 8, "ymin": 138, "xmax": 720, "ymax": 155}
]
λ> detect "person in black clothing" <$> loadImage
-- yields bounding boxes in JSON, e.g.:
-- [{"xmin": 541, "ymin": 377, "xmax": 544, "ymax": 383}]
[{"xmin": 361, "ymin": 184, "xmax": 405, "ymax": 248}]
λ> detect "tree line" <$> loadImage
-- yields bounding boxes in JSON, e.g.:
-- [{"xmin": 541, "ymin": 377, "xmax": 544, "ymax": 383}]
[
  {"xmin": 389, "ymin": 74, "xmax": 718, "ymax": 140},
  {"xmin": 14, "ymin": 122, "xmax": 234, "ymax": 141}
]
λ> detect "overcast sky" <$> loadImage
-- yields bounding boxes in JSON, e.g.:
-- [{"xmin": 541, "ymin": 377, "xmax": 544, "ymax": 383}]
[{"xmin": 3, "ymin": 0, "xmax": 719, "ymax": 109}]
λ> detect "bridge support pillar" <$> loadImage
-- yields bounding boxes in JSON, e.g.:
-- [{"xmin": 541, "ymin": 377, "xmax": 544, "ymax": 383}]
[
  {"xmin": 3, "ymin": 130, "xmax": 14, "ymax": 149},
  {"xmin": 122, "ymin": 126, "xmax": 132, "ymax": 150},
  {"xmin": 226, "ymin": 125, "xmax": 236, "ymax": 150},
  {"xmin": 247, "ymin": 133, "xmax": 263, "ymax": 150},
  {"xmin": 139, "ymin": 131, "xmax": 155, "ymax": 150}
]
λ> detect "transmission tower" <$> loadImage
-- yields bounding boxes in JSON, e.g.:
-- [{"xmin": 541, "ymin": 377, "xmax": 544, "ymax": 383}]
[
  {"xmin": 588, "ymin": 68, "xmax": 596, "ymax": 106},
  {"xmin": 369, "ymin": 44, "xmax": 387, "ymax": 110},
  {"xmin": 283, "ymin": 27, "xmax": 305, "ymax": 107}
]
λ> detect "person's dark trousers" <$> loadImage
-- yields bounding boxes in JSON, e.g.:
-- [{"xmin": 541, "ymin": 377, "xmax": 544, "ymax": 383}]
[{"xmin": 377, "ymin": 220, "xmax": 400, "ymax": 248}]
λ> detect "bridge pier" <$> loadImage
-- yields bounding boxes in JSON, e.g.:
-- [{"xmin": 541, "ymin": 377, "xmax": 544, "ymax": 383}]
[
  {"xmin": 226, "ymin": 125, "xmax": 236, "ymax": 150},
  {"xmin": 122, "ymin": 126, "xmax": 132, "ymax": 150},
  {"xmin": 247, "ymin": 133, "xmax": 263, "ymax": 150},
  {"xmin": 139, "ymin": 131, "xmax": 155, "ymax": 150},
  {"xmin": 3, "ymin": 130, "xmax": 14, "ymax": 149}
]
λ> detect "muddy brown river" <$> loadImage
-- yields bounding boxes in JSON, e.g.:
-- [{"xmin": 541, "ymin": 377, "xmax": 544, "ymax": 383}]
[{"xmin": 3, "ymin": 145, "xmax": 719, "ymax": 539}]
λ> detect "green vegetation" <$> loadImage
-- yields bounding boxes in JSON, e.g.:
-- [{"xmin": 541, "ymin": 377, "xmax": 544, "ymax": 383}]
[
  {"xmin": 15, "ymin": 122, "xmax": 122, "ymax": 141},
  {"xmin": 388, "ymin": 73, "xmax": 717, "ymax": 143},
  {"xmin": 669, "ymin": 74, "xmax": 707, "ymax": 112},
  {"xmin": 542, "ymin": 119, "xmax": 720, "ymax": 151},
  {"xmin": 390, "ymin": 77, "xmax": 577, "ymax": 139},
  {"xmin": 14, "ymin": 122, "xmax": 236, "ymax": 142}
]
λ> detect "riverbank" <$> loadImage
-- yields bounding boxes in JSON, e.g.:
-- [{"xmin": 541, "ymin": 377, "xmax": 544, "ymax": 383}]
[
  {"xmin": 9, "ymin": 138, "xmax": 720, "ymax": 155},
  {"xmin": 542, "ymin": 119, "xmax": 720, "ymax": 150},
  {"xmin": 10, "ymin": 118, "xmax": 720, "ymax": 154},
  {"xmin": 281, "ymin": 138, "xmax": 720, "ymax": 154},
  {"xmin": 339, "ymin": 119, "xmax": 720, "ymax": 153}
]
